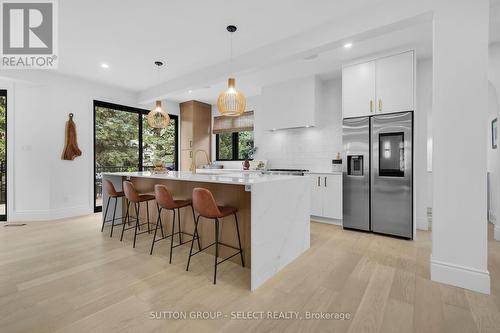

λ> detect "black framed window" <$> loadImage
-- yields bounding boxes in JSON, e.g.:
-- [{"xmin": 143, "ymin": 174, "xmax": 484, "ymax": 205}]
[
  {"xmin": 93, "ymin": 100, "xmax": 178, "ymax": 212},
  {"xmin": 0, "ymin": 90, "xmax": 7, "ymax": 221},
  {"xmin": 216, "ymin": 131, "xmax": 254, "ymax": 161}
]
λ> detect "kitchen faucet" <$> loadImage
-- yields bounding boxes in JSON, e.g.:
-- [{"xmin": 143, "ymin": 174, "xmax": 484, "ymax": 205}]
[{"xmin": 190, "ymin": 149, "xmax": 210, "ymax": 174}]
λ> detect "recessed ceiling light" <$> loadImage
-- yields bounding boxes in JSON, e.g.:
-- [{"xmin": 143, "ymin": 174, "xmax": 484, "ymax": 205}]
[
  {"xmin": 100, "ymin": 63, "xmax": 109, "ymax": 69},
  {"xmin": 304, "ymin": 54, "xmax": 318, "ymax": 61},
  {"xmin": 344, "ymin": 43, "xmax": 353, "ymax": 49},
  {"xmin": 188, "ymin": 90, "xmax": 193, "ymax": 94},
  {"xmin": 305, "ymin": 125, "xmax": 310, "ymax": 128}
]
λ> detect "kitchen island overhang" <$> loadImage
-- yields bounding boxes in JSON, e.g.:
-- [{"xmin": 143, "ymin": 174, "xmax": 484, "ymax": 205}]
[{"xmin": 102, "ymin": 171, "xmax": 310, "ymax": 291}]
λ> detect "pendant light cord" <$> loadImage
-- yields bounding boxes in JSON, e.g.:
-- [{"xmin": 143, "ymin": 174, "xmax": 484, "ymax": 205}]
[
  {"xmin": 157, "ymin": 64, "xmax": 161, "ymax": 99},
  {"xmin": 230, "ymin": 30, "xmax": 233, "ymax": 76}
]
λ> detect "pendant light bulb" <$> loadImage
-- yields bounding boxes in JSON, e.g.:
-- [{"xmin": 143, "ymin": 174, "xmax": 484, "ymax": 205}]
[{"xmin": 147, "ymin": 61, "xmax": 170, "ymax": 128}]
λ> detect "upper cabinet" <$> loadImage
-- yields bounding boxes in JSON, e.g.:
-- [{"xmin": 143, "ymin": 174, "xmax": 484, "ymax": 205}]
[
  {"xmin": 342, "ymin": 50, "xmax": 414, "ymax": 118},
  {"xmin": 375, "ymin": 51, "xmax": 414, "ymax": 113},
  {"xmin": 261, "ymin": 76, "xmax": 319, "ymax": 130},
  {"xmin": 342, "ymin": 61, "xmax": 376, "ymax": 118}
]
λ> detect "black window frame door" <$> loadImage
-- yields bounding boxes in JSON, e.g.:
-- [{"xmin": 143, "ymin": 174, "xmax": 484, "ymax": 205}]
[
  {"xmin": 93, "ymin": 100, "xmax": 178, "ymax": 213},
  {"xmin": 0, "ymin": 90, "xmax": 7, "ymax": 221}
]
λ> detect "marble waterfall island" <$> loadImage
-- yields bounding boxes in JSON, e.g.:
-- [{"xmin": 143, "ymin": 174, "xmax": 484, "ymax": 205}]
[{"xmin": 102, "ymin": 171, "xmax": 311, "ymax": 291}]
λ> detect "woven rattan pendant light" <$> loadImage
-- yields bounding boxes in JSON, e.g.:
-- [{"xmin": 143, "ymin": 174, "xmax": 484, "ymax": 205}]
[
  {"xmin": 217, "ymin": 25, "xmax": 246, "ymax": 117},
  {"xmin": 147, "ymin": 61, "xmax": 170, "ymax": 128}
]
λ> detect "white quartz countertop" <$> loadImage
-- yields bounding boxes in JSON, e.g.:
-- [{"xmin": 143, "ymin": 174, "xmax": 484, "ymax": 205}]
[
  {"xmin": 102, "ymin": 171, "xmax": 301, "ymax": 186},
  {"xmin": 195, "ymin": 168, "xmax": 263, "ymax": 174},
  {"xmin": 197, "ymin": 168, "xmax": 342, "ymax": 175}
]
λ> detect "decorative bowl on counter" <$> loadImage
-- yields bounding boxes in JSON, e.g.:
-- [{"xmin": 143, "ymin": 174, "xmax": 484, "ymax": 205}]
[{"xmin": 151, "ymin": 159, "xmax": 169, "ymax": 174}]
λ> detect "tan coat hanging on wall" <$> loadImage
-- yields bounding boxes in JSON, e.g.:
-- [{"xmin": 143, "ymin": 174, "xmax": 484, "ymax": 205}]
[{"xmin": 62, "ymin": 113, "xmax": 82, "ymax": 160}]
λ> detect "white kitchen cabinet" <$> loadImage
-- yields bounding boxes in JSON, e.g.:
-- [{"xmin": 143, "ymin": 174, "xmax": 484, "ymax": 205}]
[
  {"xmin": 310, "ymin": 175, "xmax": 323, "ymax": 216},
  {"xmin": 322, "ymin": 175, "xmax": 342, "ymax": 219},
  {"xmin": 342, "ymin": 50, "xmax": 414, "ymax": 118},
  {"xmin": 375, "ymin": 51, "xmax": 414, "ymax": 113},
  {"xmin": 310, "ymin": 174, "xmax": 342, "ymax": 220},
  {"xmin": 342, "ymin": 61, "xmax": 376, "ymax": 118}
]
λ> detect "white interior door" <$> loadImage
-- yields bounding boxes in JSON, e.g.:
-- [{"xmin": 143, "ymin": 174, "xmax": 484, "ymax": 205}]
[
  {"xmin": 375, "ymin": 51, "xmax": 414, "ymax": 113},
  {"xmin": 342, "ymin": 61, "xmax": 376, "ymax": 118}
]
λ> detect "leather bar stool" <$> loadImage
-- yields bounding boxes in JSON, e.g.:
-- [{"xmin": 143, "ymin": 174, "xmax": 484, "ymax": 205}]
[
  {"xmin": 151, "ymin": 184, "xmax": 201, "ymax": 263},
  {"xmin": 101, "ymin": 180, "xmax": 127, "ymax": 237},
  {"xmin": 120, "ymin": 181, "xmax": 156, "ymax": 248},
  {"xmin": 186, "ymin": 187, "xmax": 244, "ymax": 284}
]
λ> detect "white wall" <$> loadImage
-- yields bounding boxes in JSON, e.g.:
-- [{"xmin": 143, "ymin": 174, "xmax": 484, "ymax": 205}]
[
  {"xmin": 415, "ymin": 58, "xmax": 433, "ymax": 230},
  {"xmin": 488, "ymin": 42, "xmax": 500, "ymax": 239},
  {"xmin": 430, "ymin": 0, "xmax": 490, "ymax": 294},
  {"xmin": 0, "ymin": 71, "xmax": 140, "ymax": 221}
]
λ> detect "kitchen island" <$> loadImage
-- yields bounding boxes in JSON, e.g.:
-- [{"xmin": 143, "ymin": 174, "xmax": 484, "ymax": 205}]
[{"xmin": 102, "ymin": 171, "xmax": 310, "ymax": 291}]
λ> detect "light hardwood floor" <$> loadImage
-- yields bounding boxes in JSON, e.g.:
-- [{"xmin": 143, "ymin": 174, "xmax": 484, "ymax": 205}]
[{"xmin": 1, "ymin": 215, "xmax": 500, "ymax": 333}]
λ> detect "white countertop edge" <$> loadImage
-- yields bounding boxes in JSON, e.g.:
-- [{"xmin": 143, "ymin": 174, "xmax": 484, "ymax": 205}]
[{"xmin": 102, "ymin": 171, "xmax": 303, "ymax": 186}]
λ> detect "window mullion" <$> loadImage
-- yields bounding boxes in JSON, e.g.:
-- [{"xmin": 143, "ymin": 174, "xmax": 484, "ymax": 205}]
[
  {"xmin": 138, "ymin": 112, "xmax": 143, "ymax": 171},
  {"xmin": 233, "ymin": 132, "xmax": 239, "ymax": 160}
]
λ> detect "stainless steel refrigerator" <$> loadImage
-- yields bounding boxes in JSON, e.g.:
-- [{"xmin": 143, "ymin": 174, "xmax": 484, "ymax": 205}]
[{"xmin": 343, "ymin": 112, "xmax": 413, "ymax": 239}]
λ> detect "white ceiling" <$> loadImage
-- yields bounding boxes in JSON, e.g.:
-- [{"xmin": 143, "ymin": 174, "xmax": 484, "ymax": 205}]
[
  {"xmin": 165, "ymin": 21, "xmax": 433, "ymax": 104},
  {"xmin": 56, "ymin": 0, "xmax": 500, "ymax": 103},
  {"xmin": 58, "ymin": 0, "xmax": 388, "ymax": 92}
]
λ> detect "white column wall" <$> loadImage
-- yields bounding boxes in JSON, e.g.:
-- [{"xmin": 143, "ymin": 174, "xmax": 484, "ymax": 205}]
[{"xmin": 430, "ymin": 0, "xmax": 490, "ymax": 294}]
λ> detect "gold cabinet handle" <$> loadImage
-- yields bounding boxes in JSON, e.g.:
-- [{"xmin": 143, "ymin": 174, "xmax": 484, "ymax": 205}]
[
  {"xmin": 378, "ymin": 99, "xmax": 382, "ymax": 112},
  {"xmin": 370, "ymin": 100, "xmax": 373, "ymax": 113}
]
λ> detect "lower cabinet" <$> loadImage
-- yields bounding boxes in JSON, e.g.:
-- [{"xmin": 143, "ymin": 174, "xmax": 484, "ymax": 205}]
[{"xmin": 310, "ymin": 174, "xmax": 342, "ymax": 219}]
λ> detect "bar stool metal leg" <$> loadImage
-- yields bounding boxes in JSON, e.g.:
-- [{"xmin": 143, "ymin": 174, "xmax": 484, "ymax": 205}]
[
  {"xmin": 191, "ymin": 205, "xmax": 201, "ymax": 250},
  {"xmin": 133, "ymin": 203, "xmax": 140, "ymax": 248},
  {"xmin": 150, "ymin": 207, "xmax": 161, "ymax": 255},
  {"xmin": 101, "ymin": 196, "xmax": 111, "ymax": 232},
  {"xmin": 110, "ymin": 197, "xmax": 118, "ymax": 237},
  {"xmin": 169, "ymin": 209, "xmax": 176, "ymax": 264},
  {"xmin": 146, "ymin": 201, "xmax": 150, "ymax": 233},
  {"xmin": 158, "ymin": 203, "xmax": 165, "ymax": 239},
  {"xmin": 186, "ymin": 215, "xmax": 200, "ymax": 271},
  {"xmin": 214, "ymin": 218, "xmax": 220, "ymax": 284},
  {"xmin": 120, "ymin": 200, "xmax": 131, "ymax": 241},
  {"xmin": 177, "ymin": 208, "xmax": 182, "ymax": 244},
  {"xmin": 234, "ymin": 213, "xmax": 245, "ymax": 267}
]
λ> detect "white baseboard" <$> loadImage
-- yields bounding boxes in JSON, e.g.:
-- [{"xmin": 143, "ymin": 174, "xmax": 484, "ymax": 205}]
[
  {"xmin": 10, "ymin": 205, "xmax": 92, "ymax": 222},
  {"xmin": 431, "ymin": 256, "xmax": 490, "ymax": 294},
  {"xmin": 310, "ymin": 215, "xmax": 342, "ymax": 226},
  {"xmin": 495, "ymin": 224, "xmax": 500, "ymax": 241}
]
